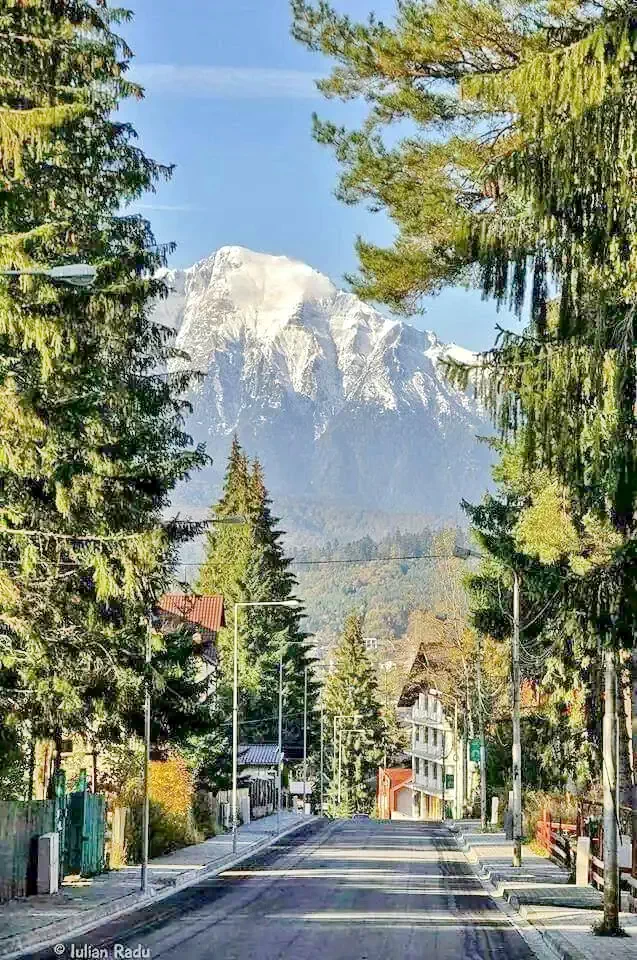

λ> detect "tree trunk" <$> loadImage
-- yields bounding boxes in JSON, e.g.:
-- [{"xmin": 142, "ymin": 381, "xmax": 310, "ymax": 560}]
[
  {"xmin": 602, "ymin": 647, "xmax": 619, "ymax": 933},
  {"xmin": 631, "ymin": 634, "xmax": 637, "ymax": 879},
  {"xmin": 617, "ymin": 658, "xmax": 632, "ymax": 807}
]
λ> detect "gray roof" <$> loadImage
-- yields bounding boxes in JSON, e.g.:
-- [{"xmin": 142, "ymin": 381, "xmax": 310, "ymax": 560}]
[{"xmin": 238, "ymin": 743, "xmax": 282, "ymax": 766}]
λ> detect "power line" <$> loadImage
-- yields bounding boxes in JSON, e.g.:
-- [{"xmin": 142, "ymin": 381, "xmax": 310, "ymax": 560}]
[{"xmin": 175, "ymin": 553, "xmax": 452, "ymax": 571}]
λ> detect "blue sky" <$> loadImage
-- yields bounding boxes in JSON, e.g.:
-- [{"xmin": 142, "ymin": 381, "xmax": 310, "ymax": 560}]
[{"xmin": 121, "ymin": 0, "xmax": 519, "ymax": 349}]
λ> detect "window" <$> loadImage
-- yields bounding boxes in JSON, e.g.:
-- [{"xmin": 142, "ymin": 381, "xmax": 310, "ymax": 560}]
[
  {"xmin": 432, "ymin": 728, "xmax": 438, "ymax": 748},
  {"xmin": 415, "ymin": 757, "xmax": 420, "ymax": 775},
  {"xmin": 423, "ymin": 761, "xmax": 429, "ymax": 779}
]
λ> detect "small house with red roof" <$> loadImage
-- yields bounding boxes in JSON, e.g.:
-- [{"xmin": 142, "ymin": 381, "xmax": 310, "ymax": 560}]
[
  {"xmin": 157, "ymin": 593, "xmax": 226, "ymax": 691},
  {"xmin": 377, "ymin": 766, "xmax": 414, "ymax": 820}
]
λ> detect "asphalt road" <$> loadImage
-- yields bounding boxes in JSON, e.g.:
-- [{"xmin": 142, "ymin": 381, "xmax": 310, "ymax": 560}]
[{"xmin": 35, "ymin": 819, "xmax": 538, "ymax": 960}]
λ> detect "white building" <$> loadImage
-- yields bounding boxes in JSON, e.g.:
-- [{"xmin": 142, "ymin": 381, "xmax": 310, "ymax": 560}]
[{"xmin": 409, "ymin": 689, "xmax": 467, "ymax": 820}]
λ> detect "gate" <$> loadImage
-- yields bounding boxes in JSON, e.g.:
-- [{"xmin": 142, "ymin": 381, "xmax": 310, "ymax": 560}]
[{"xmin": 64, "ymin": 772, "xmax": 106, "ymax": 877}]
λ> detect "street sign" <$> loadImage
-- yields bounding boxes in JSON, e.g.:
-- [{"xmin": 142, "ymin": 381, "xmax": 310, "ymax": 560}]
[{"xmin": 469, "ymin": 738, "xmax": 481, "ymax": 762}]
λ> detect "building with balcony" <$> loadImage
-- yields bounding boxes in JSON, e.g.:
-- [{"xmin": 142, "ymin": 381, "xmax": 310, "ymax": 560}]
[{"xmin": 409, "ymin": 689, "xmax": 464, "ymax": 820}]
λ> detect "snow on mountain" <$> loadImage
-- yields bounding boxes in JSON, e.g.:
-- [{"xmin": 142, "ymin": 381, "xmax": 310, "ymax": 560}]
[{"xmin": 159, "ymin": 246, "xmax": 491, "ymax": 519}]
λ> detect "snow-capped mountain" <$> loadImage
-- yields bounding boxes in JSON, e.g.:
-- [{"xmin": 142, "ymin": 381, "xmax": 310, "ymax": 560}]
[{"xmin": 160, "ymin": 246, "xmax": 491, "ymax": 519}]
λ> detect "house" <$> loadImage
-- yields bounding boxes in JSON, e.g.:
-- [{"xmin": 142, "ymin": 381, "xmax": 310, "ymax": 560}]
[
  {"xmin": 238, "ymin": 743, "xmax": 283, "ymax": 820},
  {"xmin": 377, "ymin": 767, "xmax": 413, "ymax": 820},
  {"xmin": 157, "ymin": 593, "xmax": 225, "ymax": 693},
  {"xmin": 407, "ymin": 689, "xmax": 466, "ymax": 820},
  {"xmin": 237, "ymin": 743, "xmax": 282, "ymax": 780},
  {"xmin": 398, "ymin": 636, "xmax": 475, "ymax": 820}
]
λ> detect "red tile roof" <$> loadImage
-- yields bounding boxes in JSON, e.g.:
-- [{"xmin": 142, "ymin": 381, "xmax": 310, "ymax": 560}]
[{"xmin": 158, "ymin": 593, "xmax": 226, "ymax": 632}]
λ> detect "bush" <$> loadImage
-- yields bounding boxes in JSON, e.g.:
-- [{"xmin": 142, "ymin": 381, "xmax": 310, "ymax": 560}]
[
  {"xmin": 524, "ymin": 790, "xmax": 577, "ymax": 846},
  {"xmin": 119, "ymin": 753, "xmax": 203, "ymax": 862}
]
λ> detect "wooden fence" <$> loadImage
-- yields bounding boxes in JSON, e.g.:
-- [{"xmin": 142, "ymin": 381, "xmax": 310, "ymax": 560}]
[
  {"xmin": 536, "ymin": 802, "xmax": 635, "ymax": 898},
  {"xmin": 536, "ymin": 810, "xmax": 577, "ymax": 870},
  {"xmin": 0, "ymin": 800, "xmax": 57, "ymax": 901}
]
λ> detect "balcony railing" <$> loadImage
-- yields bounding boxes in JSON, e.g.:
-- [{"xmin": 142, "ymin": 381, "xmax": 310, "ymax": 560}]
[
  {"xmin": 412, "ymin": 740, "xmax": 444, "ymax": 761},
  {"xmin": 413, "ymin": 772, "xmax": 443, "ymax": 797},
  {"xmin": 412, "ymin": 706, "xmax": 445, "ymax": 726}
]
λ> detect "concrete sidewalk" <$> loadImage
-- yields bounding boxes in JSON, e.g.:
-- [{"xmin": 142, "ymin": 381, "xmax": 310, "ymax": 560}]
[
  {"xmin": 0, "ymin": 811, "xmax": 314, "ymax": 960},
  {"xmin": 450, "ymin": 819, "xmax": 637, "ymax": 960}
]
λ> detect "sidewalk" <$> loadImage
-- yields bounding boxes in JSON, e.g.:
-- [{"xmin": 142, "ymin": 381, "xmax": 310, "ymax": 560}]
[
  {"xmin": 450, "ymin": 819, "xmax": 637, "ymax": 960},
  {"xmin": 0, "ymin": 811, "xmax": 315, "ymax": 960}
]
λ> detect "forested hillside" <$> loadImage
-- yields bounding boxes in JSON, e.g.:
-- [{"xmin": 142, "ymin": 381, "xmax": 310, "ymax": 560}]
[{"xmin": 291, "ymin": 528, "xmax": 453, "ymax": 658}]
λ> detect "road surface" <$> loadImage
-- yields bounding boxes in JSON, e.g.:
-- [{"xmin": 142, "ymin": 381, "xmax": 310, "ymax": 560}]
[{"xmin": 36, "ymin": 820, "xmax": 538, "ymax": 960}]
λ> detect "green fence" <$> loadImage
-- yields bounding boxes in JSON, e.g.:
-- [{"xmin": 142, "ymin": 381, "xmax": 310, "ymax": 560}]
[
  {"xmin": 0, "ymin": 769, "xmax": 107, "ymax": 901},
  {"xmin": 65, "ymin": 784, "xmax": 106, "ymax": 876},
  {"xmin": 0, "ymin": 800, "xmax": 57, "ymax": 900}
]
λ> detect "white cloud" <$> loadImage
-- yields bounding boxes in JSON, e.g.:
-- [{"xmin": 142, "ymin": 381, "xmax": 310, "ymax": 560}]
[{"xmin": 132, "ymin": 64, "xmax": 323, "ymax": 100}]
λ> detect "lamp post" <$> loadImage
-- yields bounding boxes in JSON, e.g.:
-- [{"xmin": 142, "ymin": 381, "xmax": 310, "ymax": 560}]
[
  {"xmin": 1, "ymin": 263, "xmax": 97, "ymax": 287},
  {"xmin": 453, "ymin": 544, "xmax": 522, "ymax": 865},
  {"xmin": 232, "ymin": 599, "xmax": 300, "ymax": 854},
  {"xmin": 276, "ymin": 639, "xmax": 309, "ymax": 834},
  {"xmin": 140, "ymin": 516, "xmax": 247, "ymax": 892}
]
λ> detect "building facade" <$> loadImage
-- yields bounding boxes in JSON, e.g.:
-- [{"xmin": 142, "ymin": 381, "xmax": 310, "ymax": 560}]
[
  {"xmin": 410, "ymin": 689, "xmax": 464, "ymax": 820},
  {"xmin": 376, "ymin": 767, "xmax": 413, "ymax": 820}
]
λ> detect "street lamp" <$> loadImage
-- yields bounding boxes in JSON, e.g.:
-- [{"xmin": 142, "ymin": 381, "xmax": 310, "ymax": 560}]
[
  {"xmin": 453, "ymin": 543, "xmax": 523, "ymax": 867},
  {"xmin": 1, "ymin": 263, "xmax": 97, "ymax": 288},
  {"xmin": 276, "ymin": 637, "xmax": 311, "ymax": 834},
  {"xmin": 232, "ymin": 599, "xmax": 300, "ymax": 855},
  {"xmin": 140, "ymin": 515, "xmax": 247, "ymax": 894}
]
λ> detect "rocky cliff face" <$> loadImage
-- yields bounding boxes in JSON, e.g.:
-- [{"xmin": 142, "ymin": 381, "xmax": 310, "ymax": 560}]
[{"xmin": 159, "ymin": 245, "xmax": 491, "ymax": 519}]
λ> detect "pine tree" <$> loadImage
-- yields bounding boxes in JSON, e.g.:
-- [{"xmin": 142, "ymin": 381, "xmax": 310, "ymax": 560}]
[
  {"xmin": 0, "ymin": 2, "xmax": 206, "ymax": 753},
  {"xmin": 323, "ymin": 613, "xmax": 384, "ymax": 816},
  {"xmin": 197, "ymin": 439, "xmax": 318, "ymax": 757}
]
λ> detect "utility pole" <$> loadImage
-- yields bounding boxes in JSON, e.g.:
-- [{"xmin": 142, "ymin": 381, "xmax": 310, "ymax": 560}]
[
  {"xmin": 141, "ymin": 620, "xmax": 152, "ymax": 893},
  {"xmin": 476, "ymin": 635, "xmax": 487, "ymax": 831},
  {"xmin": 454, "ymin": 700, "xmax": 459, "ymax": 820},
  {"xmin": 232, "ymin": 608, "xmax": 239, "ymax": 854},
  {"xmin": 441, "ymin": 733, "xmax": 446, "ymax": 822},
  {"xmin": 337, "ymin": 723, "xmax": 343, "ymax": 805},
  {"xmin": 320, "ymin": 703, "xmax": 324, "ymax": 816},
  {"xmin": 602, "ymin": 647, "xmax": 619, "ymax": 932},
  {"xmin": 277, "ymin": 650, "xmax": 284, "ymax": 836},
  {"xmin": 632, "ymin": 632, "xmax": 637, "ymax": 893},
  {"xmin": 303, "ymin": 665, "xmax": 308, "ymax": 813},
  {"xmin": 512, "ymin": 571, "xmax": 522, "ymax": 868}
]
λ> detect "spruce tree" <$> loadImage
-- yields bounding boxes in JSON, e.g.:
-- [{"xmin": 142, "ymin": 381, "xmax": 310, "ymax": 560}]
[
  {"xmin": 197, "ymin": 439, "xmax": 318, "ymax": 757},
  {"xmin": 0, "ymin": 2, "xmax": 206, "ymax": 753},
  {"xmin": 323, "ymin": 613, "xmax": 384, "ymax": 816}
]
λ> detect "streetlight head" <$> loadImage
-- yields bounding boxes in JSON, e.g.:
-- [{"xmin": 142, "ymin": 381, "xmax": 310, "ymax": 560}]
[
  {"xmin": 453, "ymin": 543, "xmax": 484, "ymax": 561},
  {"xmin": 281, "ymin": 600, "xmax": 301, "ymax": 609},
  {"xmin": 47, "ymin": 263, "xmax": 97, "ymax": 288},
  {"xmin": 452, "ymin": 544, "xmax": 472, "ymax": 560}
]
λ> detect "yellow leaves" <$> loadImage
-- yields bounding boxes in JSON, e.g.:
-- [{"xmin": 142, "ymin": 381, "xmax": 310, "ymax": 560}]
[
  {"xmin": 515, "ymin": 475, "xmax": 579, "ymax": 565},
  {"xmin": 149, "ymin": 754, "xmax": 194, "ymax": 818},
  {"xmin": 514, "ymin": 471, "xmax": 623, "ymax": 574}
]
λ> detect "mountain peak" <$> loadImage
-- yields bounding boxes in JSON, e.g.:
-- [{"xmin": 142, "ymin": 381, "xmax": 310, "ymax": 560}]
[{"xmin": 158, "ymin": 246, "xmax": 490, "ymax": 517}]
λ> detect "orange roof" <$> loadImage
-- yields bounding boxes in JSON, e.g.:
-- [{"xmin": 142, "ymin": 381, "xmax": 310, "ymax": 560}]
[
  {"xmin": 158, "ymin": 594, "xmax": 226, "ymax": 632},
  {"xmin": 384, "ymin": 768, "xmax": 412, "ymax": 792}
]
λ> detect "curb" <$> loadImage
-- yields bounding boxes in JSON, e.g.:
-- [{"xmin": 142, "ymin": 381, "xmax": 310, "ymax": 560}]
[
  {"xmin": 0, "ymin": 817, "xmax": 319, "ymax": 960},
  {"xmin": 452, "ymin": 826, "xmax": 596, "ymax": 960}
]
